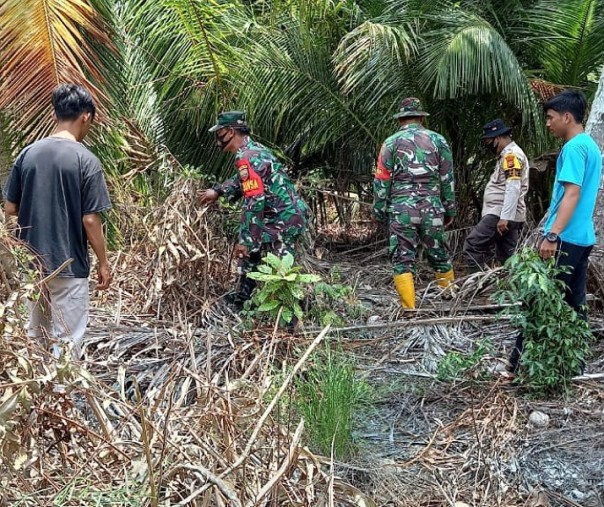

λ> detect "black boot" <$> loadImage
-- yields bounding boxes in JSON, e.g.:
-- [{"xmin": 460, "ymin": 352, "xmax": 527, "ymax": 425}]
[
  {"xmin": 229, "ymin": 251, "xmax": 262, "ymax": 311},
  {"xmin": 231, "ymin": 275, "xmax": 257, "ymax": 311},
  {"xmin": 508, "ymin": 333, "xmax": 524, "ymax": 373}
]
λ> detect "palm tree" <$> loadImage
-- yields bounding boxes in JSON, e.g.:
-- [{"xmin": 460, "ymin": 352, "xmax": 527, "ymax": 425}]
[
  {"xmin": 0, "ymin": 0, "xmax": 117, "ymax": 142},
  {"xmin": 1, "ymin": 0, "xmax": 603, "ymax": 223}
]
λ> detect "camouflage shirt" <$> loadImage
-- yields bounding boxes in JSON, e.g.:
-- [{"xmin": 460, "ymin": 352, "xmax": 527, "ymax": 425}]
[
  {"xmin": 216, "ymin": 137, "xmax": 308, "ymax": 251},
  {"xmin": 373, "ymin": 123, "xmax": 455, "ymax": 221}
]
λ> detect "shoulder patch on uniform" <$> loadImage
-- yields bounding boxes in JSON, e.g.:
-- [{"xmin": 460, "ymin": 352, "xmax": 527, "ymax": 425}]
[
  {"xmin": 503, "ymin": 153, "xmax": 522, "ymax": 180},
  {"xmin": 375, "ymin": 156, "xmax": 392, "ymax": 181},
  {"xmin": 237, "ymin": 158, "xmax": 264, "ymax": 198}
]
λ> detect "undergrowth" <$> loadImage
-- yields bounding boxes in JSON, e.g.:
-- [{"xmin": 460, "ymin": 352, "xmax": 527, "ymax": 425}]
[
  {"xmin": 268, "ymin": 340, "xmax": 367, "ymax": 461},
  {"xmin": 295, "ymin": 341, "xmax": 366, "ymax": 460},
  {"xmin": 244, "ymin": 255, "xmax": 366, "ymax": 328},
  {"xmin": 437, "ymin": 341, "xmax": 491, "ymax": 382},
  {"xmin": 496, "ymin": 248, "xmax": 593, "ymax": 395},
  {"xmin": 244, "ymin": 252, "xmax": 320, "ymax": 327}
]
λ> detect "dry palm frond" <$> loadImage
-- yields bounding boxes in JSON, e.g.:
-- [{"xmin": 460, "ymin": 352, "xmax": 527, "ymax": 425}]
[
  {"xmin": 0, "ymin": 218, "xmax": 17, "ymax": 301},
  {"xmin": 529, "ymin": 79, "xmax": 566, "ymax": 102},
  {"xmin": 106, "ymin": 177, "xmax": 234, "ymax": 325},
  {"xmin": 0, "ymin": 0, "xmax": 116, "ymax": 140},
  {"xmin": 0, "ymin": 294, "xmax": 376, "ymax": 507}
]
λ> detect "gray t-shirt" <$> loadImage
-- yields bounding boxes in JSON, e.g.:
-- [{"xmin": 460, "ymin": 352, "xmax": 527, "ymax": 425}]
[{"xmin": 2, "ymin": 137, "xmax": 111, "ymax": 277}]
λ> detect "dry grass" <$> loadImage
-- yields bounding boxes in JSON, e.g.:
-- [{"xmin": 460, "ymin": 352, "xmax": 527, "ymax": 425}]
[
  {"xmin": 2, "ymin": 179, "xmax": 604, "ymax": 506},
  {"xmin": 0, "ymin": 189, "xmax": 377, "ymax": 506}
]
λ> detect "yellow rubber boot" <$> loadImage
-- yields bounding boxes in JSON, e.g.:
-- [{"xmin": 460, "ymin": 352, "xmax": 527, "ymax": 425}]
[
  {"xmin": 393, "ymin": 273, "xmax": 416, "ymax": 309},
  {"xmin": 435, "ymin": 269, "xmax": 455, "ymax": 289}
]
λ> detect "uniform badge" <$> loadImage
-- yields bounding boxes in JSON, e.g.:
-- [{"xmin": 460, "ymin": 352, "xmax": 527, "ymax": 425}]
[
  {"xmin": 503, "ymin": 154, "xmax": 522, "ymax": 179},
  {"xmin": 375, "ymin": 156, "xmax": 392, "ymax": 181},
  {"xmin": 237, "ymin": 159, "xmax": 264, "ymax": 198},
  {"xmin": 238, "ymin": 163, "xmax": 250, "ymax": 181}
]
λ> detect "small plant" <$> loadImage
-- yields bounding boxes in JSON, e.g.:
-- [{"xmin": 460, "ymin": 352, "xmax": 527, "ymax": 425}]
[
  {"xmin": 307, "ymin": 267, "xmax": 368, "ymax": 326},
  {"xmin": 295, "ymin": 341, "xmax": 362, "ymax": 460},
  {"xmin": 495, "ymin": 248, "xmax": 593, "ymax": 394},
  {"xmin": 311, "ymin": 281, "xmax": 353, "ymax": 326},
  {"xmin": 437, "ymin": 342, "xmax": 490, "ymax": 382},
  {"xmin": 245, "ymin": 253, "xmax": 320, "ymax": 327}
]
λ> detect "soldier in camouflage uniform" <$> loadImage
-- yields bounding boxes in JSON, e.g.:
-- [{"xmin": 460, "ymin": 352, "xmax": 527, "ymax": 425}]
[
  {"xmin": 199, "ymin": 111, "xmax": 308, "ymax": 307},
  {"xmin": 373, "ymin": 98, "xmax": 456, "ymax": 309}
]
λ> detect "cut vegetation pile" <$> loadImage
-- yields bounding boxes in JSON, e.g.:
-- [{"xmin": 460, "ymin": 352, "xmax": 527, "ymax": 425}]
[{"xmin": 107, "ymin": 177, "xmax": 233, "ymax": 324}]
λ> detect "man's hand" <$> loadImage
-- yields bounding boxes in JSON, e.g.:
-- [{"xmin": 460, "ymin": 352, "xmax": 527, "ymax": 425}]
[
  {"xmin": 233, "ymin": 244, "xmax": 249, "ymax": 259},
  {"xmin": 198, "ymin": 189, "xmax": 219, "ymax": 205},
  {"xmin": 97, "ymin": 263, "xmax": 112, "ymax": 290},
  {"xmin": 539, "ymin": 238, "xmax": 557, "ymax": 260},
  {"xmin": 497, "ymin": 219, "xmax": 509, "ymax": 235},
  {"xmin": 444, "ymin": 215, "xmax": 454, "ymax": 229}
]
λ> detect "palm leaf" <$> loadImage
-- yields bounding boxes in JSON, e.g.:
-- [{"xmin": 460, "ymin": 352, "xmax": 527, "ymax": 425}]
[
  {"xmin": 418, "ymin": 9, "xmax": 541, "ymax": 130},
  {"xmin": 235, "ymin": 24, "xmax": 378, "ymax": 175},
  {"xmin": 0, "ymin": 0, "xmax": 116, "ymax": 142},
  {"xmin": 121, "ymin": 0, "xmax": 243, "ymax": 178},
  {"xmin": 334, "ymin": 20, "xmax": 418, "ymax": 104},
  {"xmin": 523, "ymin": 0, "xmax": 604, "ymax": 88}
]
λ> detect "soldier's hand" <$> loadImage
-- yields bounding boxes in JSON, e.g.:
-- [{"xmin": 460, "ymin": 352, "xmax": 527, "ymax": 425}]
[
  {"xmin": 444, "ymin": 215, "xmax": 455, "ymax": 229},
  {"xmin": 497, "ymin": 219, "xmax": 509, "ymax": 235},
  {"xmin": 198, "ymin": 189, "xmax": 219, "ymax": 205},
  {"xmin": 233, "ymin": 244, "xmax": 249, "ymax": 259}
]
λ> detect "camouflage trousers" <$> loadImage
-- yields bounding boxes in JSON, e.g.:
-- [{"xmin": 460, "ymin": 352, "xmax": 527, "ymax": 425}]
[
  {"xmin": 238, "ymin": 238, "xmax": 297, "ymax": 276},
  {"xmin": 235, "ymin": 229, "xmax": 303, "ymax": 305},
  {"xmin": 388, "ymin": 206, "xmax": 452, "ymax": 275}
]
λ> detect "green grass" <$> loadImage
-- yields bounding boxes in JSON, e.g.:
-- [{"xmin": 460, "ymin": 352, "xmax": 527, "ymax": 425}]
[{"xmin": 295, "ymin": 341, "xmax": 364, "ymax": 460}]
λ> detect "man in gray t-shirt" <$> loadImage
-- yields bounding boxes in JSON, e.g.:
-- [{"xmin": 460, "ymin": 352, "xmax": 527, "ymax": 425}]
[{"xmin": 2, "ymin": 84, "xmax": 112, "ymax": 360}]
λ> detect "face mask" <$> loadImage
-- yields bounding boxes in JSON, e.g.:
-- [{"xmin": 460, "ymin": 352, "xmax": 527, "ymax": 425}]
[
  {"xmin": 216, "ymin": 129, "xmax": 234, "ymax": 150},
  {"xmin": 485, "ymin": 138, "xmax": 499, "ymax": 155}
]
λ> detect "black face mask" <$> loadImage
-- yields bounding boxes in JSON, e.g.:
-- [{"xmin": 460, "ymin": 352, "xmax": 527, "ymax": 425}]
[
  {"xmin": 216, "ymin": 129, "xmax": 234, "ymax": 150},
  {"xmin": 485, "ymin": 138, "xmax": 499, "ymax": 155}
]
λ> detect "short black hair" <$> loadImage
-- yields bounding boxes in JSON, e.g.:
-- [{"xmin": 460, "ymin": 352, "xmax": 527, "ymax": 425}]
[
  {"xmin": 543, "ymin": 90, "xmax": 587, "ymax": 124},
  {"xmin": 52, "ymin": 84, "xmax": 96, "ymax": 121},
  {"xmin": 235, "ymin": 126, "xmax": 251, "ymax": 135}
]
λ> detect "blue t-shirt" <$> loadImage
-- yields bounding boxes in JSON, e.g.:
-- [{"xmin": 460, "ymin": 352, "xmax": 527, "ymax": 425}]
[{"xmin": 544, "ymin": 133, "xmax": 602, "ymax": 247}]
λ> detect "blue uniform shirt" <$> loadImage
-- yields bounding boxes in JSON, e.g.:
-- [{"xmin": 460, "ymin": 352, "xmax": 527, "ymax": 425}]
[{"xmin": 544, "ymin": 133, "xmax": 602, "ymax": 247}]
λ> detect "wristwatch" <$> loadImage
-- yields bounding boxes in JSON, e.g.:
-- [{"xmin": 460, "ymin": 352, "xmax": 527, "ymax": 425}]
[
  {"xmin": 545, "ymin": 232, "xmax": 559, "ymax": 243},
  {"xmin": 211, "ymin": 183, "xmax": 224, "ymax": 197}
]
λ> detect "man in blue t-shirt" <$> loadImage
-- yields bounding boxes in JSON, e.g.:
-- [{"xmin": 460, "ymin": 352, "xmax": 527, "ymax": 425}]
[
  {"xmin": 540, "ymin": 91, "xmax": 602, "ymax": 311},
  {"xmin": 509, "ymin": 90, "xmax": 602, "ymax": 372}
]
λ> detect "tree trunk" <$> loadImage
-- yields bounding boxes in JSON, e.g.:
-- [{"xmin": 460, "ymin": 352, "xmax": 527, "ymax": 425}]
[
  {"xmin": 586, "ymin": 69, "xmax": 604, "ymax": 295},
  {"xmin": 586, "ymin": 69, "xmax": 604, "ymax": 250}
]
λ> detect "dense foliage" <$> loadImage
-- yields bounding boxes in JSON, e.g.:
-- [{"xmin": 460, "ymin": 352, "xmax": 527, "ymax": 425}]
[
  {"xmin": 496, "ymin": 248, "xmax": 594, "ymax": 394},
  {"xmin": 1, "ymin": 0, "xmax": 604, "ymax": 222}
]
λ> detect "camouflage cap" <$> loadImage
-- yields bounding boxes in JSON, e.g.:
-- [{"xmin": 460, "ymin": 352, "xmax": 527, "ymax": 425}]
[
  {"xmin": 392, "ymin": 97, "xmax": 430, "ymax": 119},
  {"xmin": 209, "ymin": 111, "xmax": 249, "ymax": 132}
]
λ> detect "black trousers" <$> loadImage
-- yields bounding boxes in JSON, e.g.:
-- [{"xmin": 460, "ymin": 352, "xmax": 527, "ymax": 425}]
[
  {"xmin": 509, "ymin": 240, "xmax": 593, "ymax": 372},
  {"xmin": 556, "ymin": 241, "xmax": 593, "ymax": 313},
  {"xmin": 463, "ymin": 214, "xmax": 523, "ymax": 269}
]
